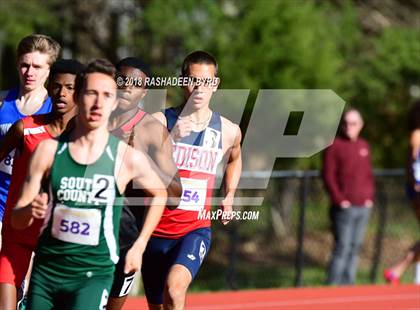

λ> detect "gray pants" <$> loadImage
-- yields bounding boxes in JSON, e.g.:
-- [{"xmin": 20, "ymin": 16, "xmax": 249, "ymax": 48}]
[{"xmin": 327, "ymin": 206, "xmax": 371, "ymax": 285}]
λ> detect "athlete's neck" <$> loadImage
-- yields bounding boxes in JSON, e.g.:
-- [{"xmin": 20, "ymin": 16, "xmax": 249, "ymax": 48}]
[
  {"xmin": 78, "ymin": 129, "xmax": 109, "ymax": 147},
  {"xmin": 178, "ymin": 104, "xmax": 212, "ymax": 124},
  {"xmin": 46, "ymin": 107, "xmax": 78, "ymax": 137},
  {"xmin": 73, "ymin": 121, "xmax": 109, "ymax": 143},
  {"xmin": 17, "ymin": 86, "xmax": 48, "ymax": 102},
  {"xmin": 16, "ymin": 86, "xmax": 48, "ymax": 115},
  {"xmin": 70, "ymin": 124, "xmax": 110, "ymax": 165}
]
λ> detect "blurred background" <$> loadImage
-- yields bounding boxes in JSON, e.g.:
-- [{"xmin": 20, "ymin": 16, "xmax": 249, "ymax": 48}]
[{"xmin": 0, "ymin": 0, "xmax": 419, "ymax": 291}]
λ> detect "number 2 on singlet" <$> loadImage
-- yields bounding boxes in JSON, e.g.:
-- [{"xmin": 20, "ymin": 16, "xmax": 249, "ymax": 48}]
[{"xmin": 91, "ymin": 174, "xmax": 115, "ymax": 204}]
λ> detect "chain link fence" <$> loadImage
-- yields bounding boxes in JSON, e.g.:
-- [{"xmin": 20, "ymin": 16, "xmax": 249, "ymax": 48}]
[{"xmin": 189, "ymin": 169, "xmax": 419, "ymax": 291}]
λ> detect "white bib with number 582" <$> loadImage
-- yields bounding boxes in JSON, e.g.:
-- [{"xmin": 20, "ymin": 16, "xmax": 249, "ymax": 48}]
[
  {"xmin": 51, "ymin": 204, "xmax": 101, "ymax": 246},
  {"xmin": 178, "ymin": 178, "xmax": 208, "ymax": 211}
]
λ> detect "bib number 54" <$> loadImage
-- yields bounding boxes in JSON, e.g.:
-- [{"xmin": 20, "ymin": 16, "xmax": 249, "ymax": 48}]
[{"xmin": 182, "ymin": 190, "xmax": 200, "ymax": 203}]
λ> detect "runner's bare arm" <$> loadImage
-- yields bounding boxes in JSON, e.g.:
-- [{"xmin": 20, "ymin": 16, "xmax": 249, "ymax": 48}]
[
  {"xmin": 129, "ymin": 147, "xmax": 167, "ymax": 243},
  {"xmin": 220, "ymin": 120, "xmax": 242, "ymax": 225},
  {"xmin": 154, "ymin": 129, "xmax": 182, "ymax": 208},
  {"xmin": 11, "ymin": 139, "xmax": 57, "ymax": 229},
  {"xmin": 116, "ymin": 144, "xmax": 168, "ymax": 273},
  {"xmin": 134, "ymin": 115, "xmax": 181, "ymax": 209},
  {"xmin": 224, "ymin": 124, "xmax": 242, "ymax": 195},
  {"xmin": 0, "ymin": 120, "xmax": 24, "ymax": 161}
]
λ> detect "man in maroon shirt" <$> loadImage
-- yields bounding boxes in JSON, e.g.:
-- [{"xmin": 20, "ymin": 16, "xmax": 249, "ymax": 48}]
[{"xmin": 322, "ymin": 108, "xmax": 375, "ymax": 285}]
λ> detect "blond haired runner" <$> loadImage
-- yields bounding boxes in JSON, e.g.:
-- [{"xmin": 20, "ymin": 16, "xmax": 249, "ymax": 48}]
[{"xmin": 0, "ymin": 34, "xmax": 60, "ymax": 249}]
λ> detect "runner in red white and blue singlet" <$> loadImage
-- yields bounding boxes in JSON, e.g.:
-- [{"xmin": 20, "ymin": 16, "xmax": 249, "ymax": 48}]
[{"xmin": 153, "ymin": 107, "xmax": 224, "ymax": 239}]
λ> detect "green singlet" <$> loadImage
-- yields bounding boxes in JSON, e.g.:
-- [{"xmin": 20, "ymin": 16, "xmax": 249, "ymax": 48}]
[{"xmin": 27, "ymin": 134, "xmax": 125, "ymax": 310}]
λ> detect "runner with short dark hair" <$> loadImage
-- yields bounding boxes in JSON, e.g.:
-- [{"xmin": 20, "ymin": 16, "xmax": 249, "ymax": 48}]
[
  {"xmin": 0, "ymin": 58, "xmax": 84, "ymax": 309},
  {"xmin": 11, "ymin": 59, "xmax": 167, "ymax": 309},
  {"xmin": 107, "ymin": 57, "xmax": 181, "ymax": 310},
  {"xmin": 143, "ymin": 50, "xmax": 242, "ymax": 310}
]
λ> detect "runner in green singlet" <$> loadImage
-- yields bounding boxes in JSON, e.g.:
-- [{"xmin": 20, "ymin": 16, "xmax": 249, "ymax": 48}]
[{"xmin": 11, "ymin": 59, "xmax": 167, "ymax": 310}]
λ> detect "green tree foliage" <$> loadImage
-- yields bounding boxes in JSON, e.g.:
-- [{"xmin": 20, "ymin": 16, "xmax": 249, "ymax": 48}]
[
  {"xmin": 354, "ymin": 27, "xmax": 420, "ymax": 166},
  {"xmin": 0, "ymin": 0, "xmax": 63, "ymax": 87},
  {"xmin": 0, "ymin": 0, "xmax": 419, "ymax": 167}
]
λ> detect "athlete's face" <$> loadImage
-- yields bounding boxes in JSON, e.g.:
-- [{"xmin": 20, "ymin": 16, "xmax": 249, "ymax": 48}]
[
  {"xmin": 117, "ymin": 66, "xmax": 147, "ymax": 111},
  {"xmin": 78, "ymin": 73, "xmax": 118, "ymax": 130},
  {"xmin": 17, "ymin": 51, "xmax": 50, "ymax": 92},
  {"xmin": 343, "ymin": 110, "xmax": 363, "ymax": 140},
  {"xmin": 49, "ymin": 73, "xmax": 77, "ymax": 114},
  {"xmin": 184, "ymin": 63, "xmax": 219, "ymax": 110}
]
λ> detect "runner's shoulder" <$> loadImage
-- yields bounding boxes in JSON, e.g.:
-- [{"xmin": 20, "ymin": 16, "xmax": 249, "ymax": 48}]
[
  {"xmin": 117, "ymin": 139, "xmax": 150, "ymax": 175},
  {"xmin": 32, "ymin": 138, "xmax": 59, "ymax": 169},
  {"xmin": 220, "ymin": 115, "xmax": 241, "ymax": 142},
  {"xmin": 38, "ymin": 138, "xmax": 59, "ymax": 150},
  {"xmin": 117, "ymin": 139, "xmax": 140, "ymax": 163},
  {"xmin": 136, "ymin": 112, "xmax": 168, "ymax": 133},
  {"xmin": 9, "ymin": 119, "xmax": 24, "ymax": 135},
  {"xmin": 151, "ymin": 110, "xmax": 167, "ymax": 127},
  {"xmin": 220, "ymin": 115, "xmax": 238, "ymax": 128}
]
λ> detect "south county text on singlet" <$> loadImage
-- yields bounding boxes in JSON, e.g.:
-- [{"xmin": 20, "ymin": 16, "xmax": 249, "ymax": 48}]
[
  {"xmin": 153, "ymin": 107, "xmax": 223, "ymax": 239},
  {"xmin": 34, "ymin": 134, "xmax": 123, "ymax": 279},
  {"xmin": 2, "ymin": 115, "xmax": 53, "ymax": 247},
  {"xmin": 0, "ymin": 88, "xmax": 52, "ymax": 220}
]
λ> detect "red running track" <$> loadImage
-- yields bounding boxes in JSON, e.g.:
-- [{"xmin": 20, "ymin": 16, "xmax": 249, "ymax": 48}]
[{"xmin": 123, "ymin": 284, "xmax": 419, "ymax": 310}]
